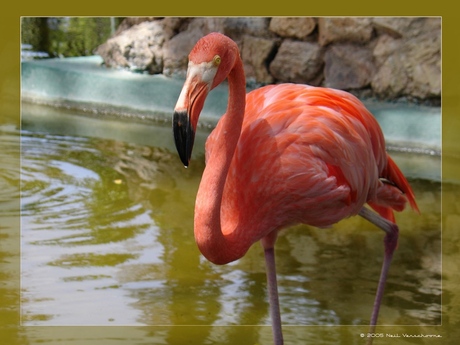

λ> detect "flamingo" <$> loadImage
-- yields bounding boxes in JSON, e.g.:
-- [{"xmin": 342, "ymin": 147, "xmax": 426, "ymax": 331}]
[{"xmin": 172, "ymin": 32, "xmax": 419, "ymax": 345}]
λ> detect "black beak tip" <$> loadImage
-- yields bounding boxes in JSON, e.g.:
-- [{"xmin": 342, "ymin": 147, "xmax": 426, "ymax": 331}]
[{"xmin": 173, "ymin": 110, "xmax": 195, "ymax": 168}]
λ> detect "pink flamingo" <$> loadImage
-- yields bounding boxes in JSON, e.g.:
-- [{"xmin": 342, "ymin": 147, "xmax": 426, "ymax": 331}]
[{"xmin": 173, "ymin": 32, "xmax": 419, "ymax": 345}]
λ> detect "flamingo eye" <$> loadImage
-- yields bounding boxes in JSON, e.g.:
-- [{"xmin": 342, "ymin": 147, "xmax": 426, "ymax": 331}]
[{"xmin": 213, "ymin": 55, "xmax": 221, "ymax": 66}]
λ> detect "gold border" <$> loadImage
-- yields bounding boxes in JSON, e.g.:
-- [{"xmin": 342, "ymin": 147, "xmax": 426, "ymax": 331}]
[{"xmin": 4, "ymin": 4, "xmax": 459, "ymax": 344}]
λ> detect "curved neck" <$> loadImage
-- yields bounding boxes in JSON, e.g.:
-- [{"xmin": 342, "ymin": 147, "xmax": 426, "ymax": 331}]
[{"xmin": 194, "ymin": 56, "xmax": 248, "ymax": 265}]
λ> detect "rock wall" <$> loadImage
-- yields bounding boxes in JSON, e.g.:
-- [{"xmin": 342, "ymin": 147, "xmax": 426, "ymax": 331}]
[{"xmin": 96, "ymin": 17, "xmax": 441, "ymax": 103}]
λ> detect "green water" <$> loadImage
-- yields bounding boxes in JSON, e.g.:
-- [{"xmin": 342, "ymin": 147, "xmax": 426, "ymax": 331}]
[{"xmin": 2, "ymin": 103, "xmax": 459, "ymax": 344}]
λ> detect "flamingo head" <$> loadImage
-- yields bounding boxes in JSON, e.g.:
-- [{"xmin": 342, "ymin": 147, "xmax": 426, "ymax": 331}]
[{"xmin": 173, "ymin": 32, "xmax": 239, "ymax": 167}]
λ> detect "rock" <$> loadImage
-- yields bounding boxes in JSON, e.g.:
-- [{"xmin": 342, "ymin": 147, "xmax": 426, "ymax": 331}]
[
  {"xmin": 371, "ymin": 54, "xmax": 409, "ymax": 98},
  {"xmin": 372, "ymin": 34, "xmax": 403, "ymax": 67},
  {"xmin": 405, "ymin": 32, "xmax": 441, "ymax": 98},
  {"xmin": 185, "ymin": 17, "xmax": 227, "ymax": 34},
  {"xmin": 372, "ymin": 17, "xmax": 441, "ymax": 39},
  {"xmin": 371, "ymin": 34, "xmax": 410, "ymax": 97},
  {"xmin": 223, "ymin": 17, "xmax": 271, "ymax": 39},
  {"xmin": 318, "ymin": 17, "xmax": 373, "ymax": 46},
  {"xmin": 371, "ymin": 31, "xmax": 441, "ymax": 99},
  {"xmin": 269, "ymin": 40, "xmax": 324, "ymax": 84},
  {"xmin": 372, "ymin": 17, "xmax": 417, "ymax": 38},
  {"xmin": 269, "ymin": 17, "xmax": 316, "ymax": 39},
  {"xmin": 241, "ymin": 35, "xmax": 277, "ymax": 84},
  {"xmin": 114, "ymin": 17, "xmax": 160, "ymax": 36},
  {"xmin": 96, "ymin": 20, "xmax": 173, "ymax": 74},
  {"xmin": 324, "ymin": 43, "xmax": 376, "ymax": 90},
  {"xmin": 96, "ymin": 39, "xmax": 129, "ymax": 69},
  {"xmin": 161, "ymin": 17, "xmax": 190, "ymax": 34}
]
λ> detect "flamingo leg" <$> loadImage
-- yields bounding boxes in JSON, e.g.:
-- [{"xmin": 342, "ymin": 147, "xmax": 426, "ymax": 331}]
[
  {"xmin": 263, "ymin": 246, "xmax": 284, "ymax": 345},
  {"xmin": 358, "ymin": 206, "xmax": 399, "ymax": 345}
]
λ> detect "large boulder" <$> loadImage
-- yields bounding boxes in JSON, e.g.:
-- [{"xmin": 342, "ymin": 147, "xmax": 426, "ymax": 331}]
[
  {"xmin": 241, "ymin": 35, "xmax": 277, "ymax": 84},
  {"xmin": 269, "ymin": 40, "xmax": 324, "ymax": 85},
  {"xmin": 371, "ymin": 30, "xmax": 441, "ymax": 99},
  {"xmin": 269, "ymin": 17, "xmax": 316, "ymax": 39},
  {"xmin": 324, "ymin": 43, "xmax": 376, "ymax": 90},
  {"xmin": 95, "ymin": 20, "xmax": 174, "ymax": 74},
  {"xmin": 318, "ymin": 17, "xmax": 373, "ymax": 46}
]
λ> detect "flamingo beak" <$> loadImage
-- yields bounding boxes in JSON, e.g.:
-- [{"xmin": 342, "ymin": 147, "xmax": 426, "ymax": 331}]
[
  {"xmin": 173, "ymin": 72, "xmax": 211, "ymax": 167},
  {"xmin": 173, "ymin": 109, "xmax": 194, "ymax": 167}
]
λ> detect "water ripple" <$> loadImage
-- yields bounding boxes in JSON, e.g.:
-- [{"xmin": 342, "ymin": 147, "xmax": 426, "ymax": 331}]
[{"xmin": 20, "ymin": 130, "xmax": 161, "ymax": 325}]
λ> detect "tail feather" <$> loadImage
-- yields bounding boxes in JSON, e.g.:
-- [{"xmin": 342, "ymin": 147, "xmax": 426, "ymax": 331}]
[
  {"xmin": 384, "ymin": 155, "xmax": 420, "ymax": 214},
  {"xmin": 368, "ymin": 154, "xmax": 419, "ymax": 222}
]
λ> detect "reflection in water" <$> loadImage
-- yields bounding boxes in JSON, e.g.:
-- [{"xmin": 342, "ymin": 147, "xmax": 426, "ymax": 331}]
[{"xmin": 11, "ymin": 107, "xmax": 449, "ymax": 344}]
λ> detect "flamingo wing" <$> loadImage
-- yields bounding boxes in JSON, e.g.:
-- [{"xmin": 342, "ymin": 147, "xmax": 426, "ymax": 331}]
[{"xmin": 206, "ymin": 83, "xmax": 417, "ymax": 237}]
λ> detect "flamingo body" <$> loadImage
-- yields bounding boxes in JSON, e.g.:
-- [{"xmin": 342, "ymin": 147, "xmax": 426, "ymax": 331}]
[
  {"xmin": 205, "ymin": 83, "xmax": 416, "ymax": 262},
  {"xmin": 172, "ymin": 32, "xmax": 418, "ymax": 345}
]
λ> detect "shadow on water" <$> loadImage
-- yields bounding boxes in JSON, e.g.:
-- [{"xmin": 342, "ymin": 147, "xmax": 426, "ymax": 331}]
[{"xmin": 2, "ymin": 102, "xmax": 458, "ymax": 344}]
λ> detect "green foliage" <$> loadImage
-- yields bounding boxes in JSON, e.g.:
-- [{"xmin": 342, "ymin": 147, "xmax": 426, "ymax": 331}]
[
  {"xmin": 21, "ymin": 17, "xmax": 123, "ymax": 58},
  {"xmin": 21, "ymin": 17, "xmax": 50, "ymax": 53}
]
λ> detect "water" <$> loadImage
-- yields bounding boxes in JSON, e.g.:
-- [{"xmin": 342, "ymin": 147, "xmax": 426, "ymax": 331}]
[{"xmin": 0, "ymin": 101, "xmax": 451, "ymax": 344}]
